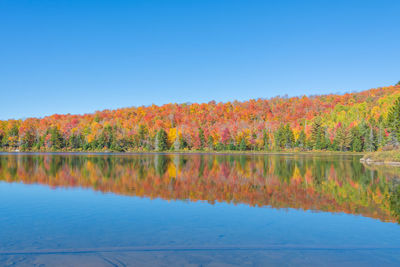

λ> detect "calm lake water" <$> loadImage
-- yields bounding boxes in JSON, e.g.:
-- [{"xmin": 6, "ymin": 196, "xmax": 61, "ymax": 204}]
[{"xmin": 0, "ymin": 153, "xmax": 400, "ymax": 266}]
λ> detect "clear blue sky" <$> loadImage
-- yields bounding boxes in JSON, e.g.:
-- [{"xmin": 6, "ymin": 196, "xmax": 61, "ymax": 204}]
[{"xmin": 1, "ymin": 0, "xmax": 399, "ymax": 120}]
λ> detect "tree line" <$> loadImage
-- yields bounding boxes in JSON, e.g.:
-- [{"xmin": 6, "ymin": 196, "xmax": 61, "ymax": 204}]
[{"xmin": 1, "ymin": 85, "xmax": 400, "ymax": 152}]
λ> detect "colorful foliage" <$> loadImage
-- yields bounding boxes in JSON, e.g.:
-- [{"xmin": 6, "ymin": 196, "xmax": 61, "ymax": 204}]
[{"xmin": 1, "ymin": 85, "xmax": 399, "ymax": 152}]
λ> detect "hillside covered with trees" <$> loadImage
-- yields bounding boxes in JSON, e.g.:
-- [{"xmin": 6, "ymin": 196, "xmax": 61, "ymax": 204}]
[{"xmin": 1, "ymin": 84, "xmax": 400, "ymax": 152}]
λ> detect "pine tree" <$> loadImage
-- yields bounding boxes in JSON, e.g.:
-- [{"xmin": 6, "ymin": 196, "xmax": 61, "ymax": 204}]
[
  {"xmin": 207, "ymin": 135, "xmax": 214, "ymax": 150},
  {"xmin": 335, "ymin": 125, "xmax": 351, "ymax": 151},
  {"xmin": 350, "ymin": 126, "xmax": 363, "ymax": 152},
  {"xmin": 198, "ymin": 128, "xmax": 205, "ymax": 150},
  {"xmin": 156, "ymin": 129, "xmax": 168, "ymax": 151},
  {"xmin": 387, "ymin": 96, "xmax": 400, "ymax": 147},
  {"xmin": 262, "ymin": 129, "xmax": 270, "ymax": 150},
  {"xmin": 228, "ymin": 143, "xmax": 236, "ymax": 150},
  {"xmin": 284, "ymin": 124, "xmax": 295, "ymax": 149},
  {"xmin": 274, "ymin": 125, "xmax": 285, "ymax": 149},
  {"xmin": 377, "ymin": 116, "xmax": 386, "ymax": 148},
  {"xmin": 311, "ymin": 117, "xmax": 325, "ymax": 150},
  {"xmin": 364, "ymin": 127, "xmax": 376, "ymax": 152},
  {"xmin": 296, "ymin": 130, "xmax": 306, "ymax": 149},
  {"xmin": 138, "ymin": 124, "xmax": 148, "ymax": 149},
  {"xmin": 50, "ymin": 127, "xmax": 63, "ymax": 150},
  {"xmin": 0, "ymin": 132, "xmax": 4, "ymax": 149},
  {"xmin": 179, "ymin": 135, "xmax": 188, "ymax": 149},
  {"xmin": 239, "ymin": 138, "xmax": 247, "ymax": 151},
  {"xmin": 69, "ymin": 134, "xmax": 83, "ymax": 149},
  {"xmin": 251, "ymin": 132, "xmax": 257, "ymax": 150}
]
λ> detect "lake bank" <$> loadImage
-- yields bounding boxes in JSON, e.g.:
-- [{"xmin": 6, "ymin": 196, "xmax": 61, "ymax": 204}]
[
  {"xmin": 360, "ymin": 150, "xmax": 400, "ymax": 166},
  {"xmin": 0, "ymin": 149, "xmax": 364, "ymax": 156}
]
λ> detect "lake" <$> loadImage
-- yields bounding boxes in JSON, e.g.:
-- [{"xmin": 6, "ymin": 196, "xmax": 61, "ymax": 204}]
[{"xmin": 0, "ymin": 153, "xmax": 400, "ymax": 266}]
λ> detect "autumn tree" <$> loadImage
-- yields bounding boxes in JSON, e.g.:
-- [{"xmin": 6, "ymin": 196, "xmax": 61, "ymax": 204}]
[
  {"xmin": 20, "ymin": 129, "xmax": 35, "ymax": 151},
  {"xmin": 0, "ymin": 84, "xmax": 398, "ymax": 152},
  {"xmin": 3, "ymin": 124, "xmax": 19, "ymax": 149}
]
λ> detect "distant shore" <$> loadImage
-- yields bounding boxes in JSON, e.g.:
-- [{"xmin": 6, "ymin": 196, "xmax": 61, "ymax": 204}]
[
  {"xmin": 360, "ymin": 150, "xmax": 400, "ymax": 166},
  {"xmin": 0, "ymin": 149, "xmax": 364, "ymax": 156}
]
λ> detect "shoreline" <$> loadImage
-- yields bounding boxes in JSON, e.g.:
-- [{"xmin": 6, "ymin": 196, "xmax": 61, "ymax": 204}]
[
  {"xmin": 360, "ymin": 158, "xmax": 400, "ymax": 166},
  {"xmin": 0, "ymin": 150, "xmax": 364, "ymax": 156},
  {"xmin": 360, "ymin": 150, "xmax": 400, "ymax": 166}
]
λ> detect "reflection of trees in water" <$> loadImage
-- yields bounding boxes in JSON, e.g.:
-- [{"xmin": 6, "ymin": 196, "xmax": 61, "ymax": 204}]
[
  {"xmin": 155, "ymin": 154, "xmax": 169, "ymax": 177},
  {"xmin": 361, "ymin": 164, "xmax": 400, "ymax": 223},
  {"xmin": 390, "ymin": 181, "xmax": 400, "ymax": 223},
  {"xmin": 0, "ymin": 154, "xmax": 399, "ymax": 223}
]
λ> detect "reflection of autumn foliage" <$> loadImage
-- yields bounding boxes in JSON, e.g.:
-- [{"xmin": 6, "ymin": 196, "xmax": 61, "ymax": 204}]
[{"xmin": 0, "ymin": 154, "xmax": 398, "ymax": 223}]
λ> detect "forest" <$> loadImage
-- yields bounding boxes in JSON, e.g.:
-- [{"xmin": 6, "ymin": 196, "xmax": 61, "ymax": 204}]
[{"xmin": 1, "ymin": 84, "xmax": 400, "ymax": 152}]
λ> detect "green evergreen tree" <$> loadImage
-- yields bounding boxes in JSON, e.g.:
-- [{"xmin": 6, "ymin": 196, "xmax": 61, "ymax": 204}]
[
  {"xmin": 387, "ymin": 96, "xmax": 400, "ymax": 147},
  {"xmin": 329, "ymin": 136, "xmax": 338, "ymax": 151},
  {"xmin": 311, "ymin": 117, "xmax": 325, "ymax": 150},
  {"xmin": 364, "ymin": 126, "xmax": 377, "ymax": 152},
  {"xmin": 198, "ymin": 128, "xmax": 205, "ymax": 150},
  {"xmin": 296, "ymin": 130, "xmax": 306, "ymax": 149},
  {"xmin": 207, "ymin": 135, "xmax": 214, "ymax": 150},
  {"xmin": 274, "ymin": 125, "xmax": 285, "ymax": 149},
  {"xmin": 350, "ymin": 126, "xmax": 363, "ymax": 152},
  {"xmin": 239, "ymin": 138, "xmax": 247, "ymax": 151},
  {"xmin": 227, "ymin": 141, "xmax": 236, "ymax": 151},
  {"xmin": 262, "ymin": 129, "xmax": 270, "ymax": 150},
  {"xmin": 216, "ymin": 142, "xmax": 224, "ymax": 151},
  {"xmin": 156, "ymin": 129, "xmax": 168, "ymax": 151},
  {"xmin": 50, "ymin": 127, "xmax": 63, "ymax": 150},
  {"xmin": 69, "ymin": 133, "xmax": 83, "ymax": 149},
  {"xmin": 138, "ymin": 124, "xmax": 148, "ymax": 149},
  {"xmin": 0, "ymin": 132, "xmax": 4, "ymax": 149},
  {"xmin": 284, "ymin": 124, "xmax": 295, "ymax": 149},
  {"xmin": 251, "ymin": 133, "xmax": 257, "ymax": 150},
  {"xmin": 377, "ymin": 116, "xmax": 386, "ymax": 148},
  {"xmin": 335, "ymin": 125, "xmax": 351, "ymax": 151}
]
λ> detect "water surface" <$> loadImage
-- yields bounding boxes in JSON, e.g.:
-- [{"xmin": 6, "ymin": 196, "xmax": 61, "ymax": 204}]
[{"xmin": 0, "ymin": 153, "xmax": 399, "ymax": 266}]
